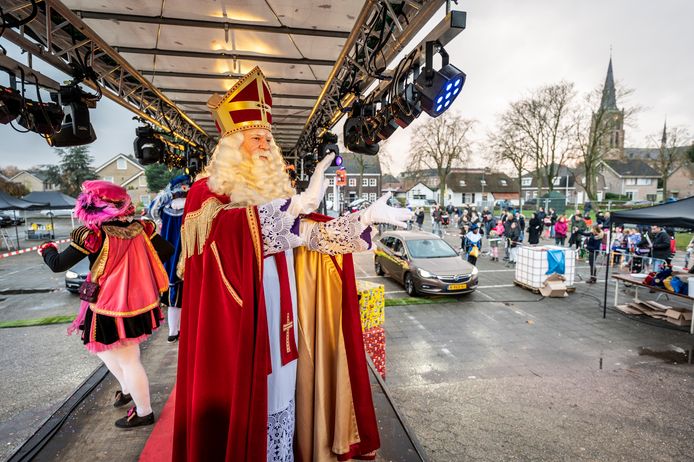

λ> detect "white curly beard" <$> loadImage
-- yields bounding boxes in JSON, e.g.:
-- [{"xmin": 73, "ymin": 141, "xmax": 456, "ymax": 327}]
[{"xmin": 203, "ymin": 132, "xmax": 295, "ymax": 206}]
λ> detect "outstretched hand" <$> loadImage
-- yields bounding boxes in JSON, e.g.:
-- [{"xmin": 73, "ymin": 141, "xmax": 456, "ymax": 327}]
[
  {"xmin": 360, "ymin": 192, "xmax": 414, "ymax": 228},
  {"xmin": 289, "ymin": 153, "xmax": 335, "ymax": 215}
]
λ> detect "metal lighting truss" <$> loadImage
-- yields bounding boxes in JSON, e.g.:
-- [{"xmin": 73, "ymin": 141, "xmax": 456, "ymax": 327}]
[
  {"xmin": 0, "ymin": 0, "xmax": 216, "ymax": 151},
  {"xmin": 291, "ymin": 0, "xmax": 447, "ymax": 160}
]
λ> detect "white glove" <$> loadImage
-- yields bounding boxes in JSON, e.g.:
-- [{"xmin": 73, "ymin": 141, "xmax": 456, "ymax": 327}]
[
  {"xmin": 360, "ymin": 193, "xmax": 414, "ymax": 228},
  {"xmin": 288, "ymin": 153, "xmax": 335, "ymax": 216}
]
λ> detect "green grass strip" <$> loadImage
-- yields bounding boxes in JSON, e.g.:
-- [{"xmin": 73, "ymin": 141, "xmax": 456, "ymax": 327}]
[
  {"xmin": 0, "ymin": 315, "xmax": 74, "ymax": 328},
  {"xmin": 386, "ymin": 296, "xmax": 461, "ymax": 306}
]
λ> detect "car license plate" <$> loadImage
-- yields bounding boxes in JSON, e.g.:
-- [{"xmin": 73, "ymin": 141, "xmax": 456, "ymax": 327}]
[{"xmin": 448, "ymin": 283, "xmax": 467, "ymax": 290}]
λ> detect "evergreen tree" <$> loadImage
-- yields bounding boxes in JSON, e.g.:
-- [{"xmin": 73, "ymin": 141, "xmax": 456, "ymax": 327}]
[
  {"xmin": 144, "ymin": 163, "xmax": 184, "ymax": 193},
  {"xmin": 52, "ymin": 147, "xmax": 98, "ymax": 197}
]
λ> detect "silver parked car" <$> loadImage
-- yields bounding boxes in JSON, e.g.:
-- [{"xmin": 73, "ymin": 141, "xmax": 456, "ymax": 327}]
[{"xmin": 374, "ymin": 230, "xmax": 478, "ymax": 296}]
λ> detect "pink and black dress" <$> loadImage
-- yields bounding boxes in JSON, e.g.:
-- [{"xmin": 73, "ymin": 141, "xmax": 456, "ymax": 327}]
[{"xmin": 42, "ymin": 219, "xmax": 173, "ymax": 353}]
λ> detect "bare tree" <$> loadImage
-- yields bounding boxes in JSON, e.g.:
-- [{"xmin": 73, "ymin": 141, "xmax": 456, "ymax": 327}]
[
  {"xmin": 488, "ymin": 120, "xmax": 532, "ymax": 210},
  {"xmin": 504, "ymin": 82, "xmax": 578, "ymax": 197},
  {"xmin": 0, "ymin": 165, "xmax": 22, "ymax": 179},
  {"xmin": 575, "ymin": 85, "xmax": 639, "ymax": 200},
  {"xmin": 648, "ymin": 125, "xmax": 691, "ymax": 200},
  {"xmin": 406, "ymin": 114, "xmax": 475, "ymax": 205}
]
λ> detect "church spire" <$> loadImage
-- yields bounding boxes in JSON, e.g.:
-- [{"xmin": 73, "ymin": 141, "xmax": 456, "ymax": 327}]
[{"xmin": 600, "ymin": 57, "xmax": 617, "ymax": 110}]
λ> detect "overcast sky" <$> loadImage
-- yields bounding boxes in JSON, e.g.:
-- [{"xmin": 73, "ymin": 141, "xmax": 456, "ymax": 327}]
[{"xmin": 1, "ymin": 0, "xmax": 693, "ymax": 175}]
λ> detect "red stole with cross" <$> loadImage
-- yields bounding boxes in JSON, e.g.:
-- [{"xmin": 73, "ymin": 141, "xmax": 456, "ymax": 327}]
[{"xmin": 274, "ymin": 251, "xmax": 298, "ymax": 365}]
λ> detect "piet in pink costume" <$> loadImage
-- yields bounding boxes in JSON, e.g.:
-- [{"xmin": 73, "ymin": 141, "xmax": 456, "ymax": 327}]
[{"xmin": 69, "ymin": 180, "xmax": 168, "ymax": 353}]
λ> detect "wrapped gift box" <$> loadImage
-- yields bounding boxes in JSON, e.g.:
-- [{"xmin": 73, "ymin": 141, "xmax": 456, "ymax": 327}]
[
  {"xmin": 356, "ymin": 280, "xmax": 385, "ymax": 331},
  {"xmin": 363, "ymin": 325, "xmax": 386, "ymax": 379}
]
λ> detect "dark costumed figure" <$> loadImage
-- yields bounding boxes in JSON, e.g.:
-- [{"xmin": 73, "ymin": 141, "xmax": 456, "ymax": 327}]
[{"xmin": 150, "ymin": 174, "xmax": 191, "ymax": 342}]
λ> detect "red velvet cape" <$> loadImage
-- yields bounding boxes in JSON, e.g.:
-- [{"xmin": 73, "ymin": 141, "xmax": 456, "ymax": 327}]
[{"xmin": 172, "ymin": 180, "xmax": 379, "ymax": 461}]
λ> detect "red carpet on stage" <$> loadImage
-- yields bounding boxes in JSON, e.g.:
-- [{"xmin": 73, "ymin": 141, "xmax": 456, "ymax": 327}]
[{"xmin": 139, "ymin": 386, "xmax": 176, "ymax": 462}]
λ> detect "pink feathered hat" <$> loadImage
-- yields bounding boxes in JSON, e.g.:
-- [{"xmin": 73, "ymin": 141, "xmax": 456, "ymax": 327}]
[{"xmin": 74, "ymin": 180, "xmax": 135, "ymax": 230}]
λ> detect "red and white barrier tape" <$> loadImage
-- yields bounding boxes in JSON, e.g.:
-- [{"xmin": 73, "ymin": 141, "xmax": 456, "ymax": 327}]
[{"xmin": 0, "ymin": 239, "xmax": 71, "ymax": 260}]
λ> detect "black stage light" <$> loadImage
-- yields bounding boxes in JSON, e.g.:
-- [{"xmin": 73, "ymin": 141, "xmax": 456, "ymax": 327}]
[
  {"xmin": 0, "ymin": 86, "xmax": 24, "ymax": 124},
  {"xmin": 414, "ymin": 42, "xmax": 466, "ymax": 118},
  {"xmin": 344, "ymin": 101, "xmax": 380, "ymax": 155},
  {"xmin": 18, "ymin": 99, "xmax": 64, "ymax": 134},
  {"xmin": 392, "ymin": 83, "xmax": 422, "ymax": 128},
  {"xmin": 375, "ymin": 107, "xmax": 399, "ymax": 141},
  {"xmin": 134, "ymin": 126, "xmax": 166, "ymax": 165},
  {"xmin": 317, "ymin": 132, "xmax": 342, "ymax": 167},
  {"xmin": 46, "ymin": 85, "xmax": 98, "ymax": 146}
]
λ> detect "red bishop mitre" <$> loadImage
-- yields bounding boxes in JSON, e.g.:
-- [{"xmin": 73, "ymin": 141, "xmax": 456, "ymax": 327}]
[{"xmin": 207, "ymin": 66, "xmax": 273, "ymax": 137}]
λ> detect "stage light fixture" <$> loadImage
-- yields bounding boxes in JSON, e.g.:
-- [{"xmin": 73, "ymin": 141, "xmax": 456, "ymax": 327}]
[
  {"xmin": 0, "ymin": 86, "xmax": 23, "ymax": 124},
  {"xmin": 134, "ymin": 126, "xmax": 166, "ymax": 165},
  {"xmin": 46, "ymin": 85, "xmax": 98, "ymax": 146},
  {"xmin": 414, "ymin": 41, "xmax": 466, "ymax": 118},
  {"xmin": 344, "ymin": 101, "xmax": 380, "ymax": 155},
  {"xmin": 317, "ymin": 132, "xmax": 342, "ymax": 167},
  {"xmin": 18, "ymin": 99, "xmax": 64, "ymax": 134},
  {"xmin": 392, "ymin": 83, "xmax": 422, "ymax": 128}
]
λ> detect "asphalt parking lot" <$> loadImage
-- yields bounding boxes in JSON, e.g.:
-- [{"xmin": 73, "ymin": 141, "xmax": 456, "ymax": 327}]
[{"xmin": 1, "ymin": 220, "xmax": 693, "ymax": 461}]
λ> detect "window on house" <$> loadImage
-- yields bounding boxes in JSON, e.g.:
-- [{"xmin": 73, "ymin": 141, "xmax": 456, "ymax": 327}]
[
  {"xmin": 369, "ymin": 178, "xmax": 377, "ymax": 187},
  {"xmin": 348, "ymin": 178, "xmax": 356, "ymax": 187},
  {"xmin": 369, "ymin": 193, "xmax": 377, "ymax": 201},
  {"xmin": 362, "ymin": 178, "xmax": 368, "ymax": 187},
  {"xmin": 499, "ymin": 179, "xmax": 507, "ymax": 186},
  {"xmin": 521, "ymin": 178, "xmax": 531, "ymax": 186},
  {"xmin": 459, "ymin": 180, "xmax": 466, "ymax": 186},
  {"xmin": 327, "ymin": 193, "xmax": 334, "ymax": 202},
  {"xmin": 362, "ymin": 193, "xmax": 368, "ymax": 199},
  {"xmin": 625, "ymin": 191, "xmax": 634, "ymax": 200},
  {"xmin": 413, "ymin": 194, "xmax": 426, "ymax": 200},
  {"xmin": 480, "ymin": 180, "xmax": 486, "ymax": 186},
  {"xmin": 552, "ymin": 177, "xmax": 561, "ymax": 186},
  {"xmin": 646, "ymin": 194, "xmax": 656, "ymax": 202},
  {"xmin": 139, "ymin": 175, "xmax": 147, "ymax": 187},
  {"xmin": 328, "ymin": 178, "xmax": 335, "ymax": 186},
  {"xmin": 636, "ymin": 178, "xmax": 651, "ymax": 186},
  {"xmin": 103, "ymin": 176, "xmax": 114, "ymax": 183},
  {"xmin": 117, "ymin": 159, "xmax": 127, "ymax": 170},
  {"xmin": 625, "ymin": 178, "xmax": 637, "ymax": 185}
]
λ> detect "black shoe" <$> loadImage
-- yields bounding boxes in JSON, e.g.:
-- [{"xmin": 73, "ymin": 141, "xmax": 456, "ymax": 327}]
[
  {"xmin": 113, "ymin": 390, "xmax": 132, "ymax": 408},
  {"xmin": 167, "ymin": 334, "xmax": 179, "ymax": 343},
  {"xmin": 115, "ymin": 407, "xmax": 155, "ymax": 428}
]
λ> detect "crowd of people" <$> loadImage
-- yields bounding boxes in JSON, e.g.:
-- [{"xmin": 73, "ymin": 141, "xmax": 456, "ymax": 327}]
[{"xmin": 405, "ymin": 203, "xmax": 693, "ymax": 279}]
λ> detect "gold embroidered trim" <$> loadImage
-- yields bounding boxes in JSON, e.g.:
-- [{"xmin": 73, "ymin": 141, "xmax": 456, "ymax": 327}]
[
  {"xmin": 142, "ymin": 232, "xmax": 170, "ymax": 293},
  {"xmin": 210, "ymin": 241, "xmax": 243, "ymax": 307},
  {"xmin": 90, "ymin": 236, "xmax": 110, "ymax": 284},
  {"xmin": 102, "ymin": 222, "xmax": 143, "ymax": 239},
  {"xmin": 90, "ymin": 308, "xmax": 97, "ymax": 342},
  {"xmin": 178, "ymin": 197, "xmax": 227, "ymax": 278},
  {"xmin": 90, "ymin": 299, "xmax": 162, "ymax": 317},
  {"xmin": 70, "ymin": 242, "xmax": 90, "ymax": 255},
  {"xmin": 246, "ymin": 207, "xmax": 263, "ymax": 282}
]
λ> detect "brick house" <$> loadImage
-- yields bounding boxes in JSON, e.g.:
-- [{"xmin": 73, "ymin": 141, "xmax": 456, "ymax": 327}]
[
  {"xmin": 95, "ymin": 154, "xmax": 153, "ymax": 207},
  {"xmin": 324, "ymin": 152, "xmax": 381, "ymax": 209},
  {"xmin": 599, "ymin": 159, "xmax": 659, "ymax": 201}
]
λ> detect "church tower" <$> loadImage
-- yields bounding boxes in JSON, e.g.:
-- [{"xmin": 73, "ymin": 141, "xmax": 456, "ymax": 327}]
[{"xmin": 592, "ymin": 57, "xmax": 625, "ymax": 159}]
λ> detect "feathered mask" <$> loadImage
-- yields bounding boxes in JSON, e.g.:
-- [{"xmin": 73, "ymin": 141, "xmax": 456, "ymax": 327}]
[{"xmin": 74, "ymin": 180, "xmax": 135, "ymax": 230}]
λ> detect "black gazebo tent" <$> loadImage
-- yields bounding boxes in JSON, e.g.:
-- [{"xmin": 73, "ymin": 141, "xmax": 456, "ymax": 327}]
[
  {"xmin": 610, "ymin": 196, "xmax": 694, "ymax": 228},
  {"xmin": 603, "ymin": 197, "xmax": 694, "ymax": 318},
  {"xmin": 0, "ymin": 191, "xmax": 48, "ymax": 249},
  {"xmin": 23, "ymin": 191, "xmax": 76, "ymax": 210}
]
